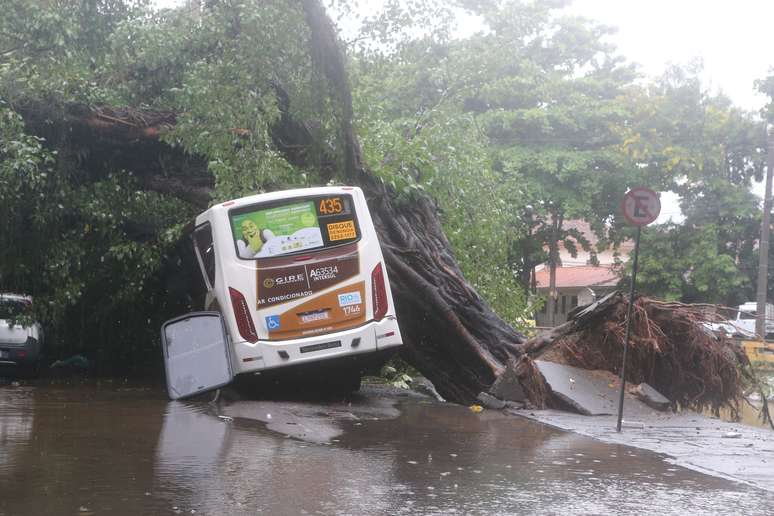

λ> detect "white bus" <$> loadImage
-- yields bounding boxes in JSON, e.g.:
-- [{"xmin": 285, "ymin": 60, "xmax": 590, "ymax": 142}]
[{"xmin": 161, "ymin": 186, "xmax": 403, "ymax": 399}]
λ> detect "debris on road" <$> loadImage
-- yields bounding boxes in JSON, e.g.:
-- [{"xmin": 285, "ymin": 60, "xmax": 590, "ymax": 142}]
[
  {"xmin": 531, "ymin": 360, "xmax": 622, "ymax": 416},
  {"xmin": 633, "ymin": 383, "xmax": 670, "ymax": 411},
  {"xmin": 487, "ymin": 359, "xmax": 526, "ymax": 402},
  {"xmin": 476, "ymin": 392, "xmax": 506, "ymax": 410}
]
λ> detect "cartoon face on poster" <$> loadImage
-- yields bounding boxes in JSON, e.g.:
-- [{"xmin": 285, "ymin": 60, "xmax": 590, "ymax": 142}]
[{"xmin": 231, "ymin": 201, "xmax": 324, "ymax": 258}]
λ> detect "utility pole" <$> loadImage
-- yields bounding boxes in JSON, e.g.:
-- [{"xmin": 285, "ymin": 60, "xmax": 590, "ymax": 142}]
[{"xmin": 756, "ymin": 125, "xmax": 774, "ymax": 338}]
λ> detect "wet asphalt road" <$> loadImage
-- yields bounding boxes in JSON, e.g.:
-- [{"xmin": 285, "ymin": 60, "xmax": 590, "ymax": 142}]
[{"xmin": 1, "ymin": 382, "xmax": 773, "ymax": 515}]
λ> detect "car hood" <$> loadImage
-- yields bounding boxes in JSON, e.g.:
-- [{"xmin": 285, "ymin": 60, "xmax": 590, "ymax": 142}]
[{"xmin": 0, "ymin": 320, "xmax": 32, "ymax": 345}]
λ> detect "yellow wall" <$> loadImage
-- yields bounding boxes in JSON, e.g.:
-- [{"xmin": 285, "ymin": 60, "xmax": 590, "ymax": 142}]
[{"xmin": 741, "ymin": 340, "xmax": 774, "ymax": 366}]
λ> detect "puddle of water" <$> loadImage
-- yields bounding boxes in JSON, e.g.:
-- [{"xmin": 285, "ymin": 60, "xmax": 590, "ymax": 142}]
[
  {"xmin": 1, "ymin": 383, "xmax": 773, "ymax": 515},
  {"xmin": 708, "ymin": 400, "xmax": 774, "ymax": 429},
  {"xmin": 708, "ymin": 369, "xmax": 774, "ymax": 428},
  {"xmin": 735, "ymin": 400, "xmax": 773, "ymax": 428}
]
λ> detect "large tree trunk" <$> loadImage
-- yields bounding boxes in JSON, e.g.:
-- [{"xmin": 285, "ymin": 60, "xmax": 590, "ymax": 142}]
[
  {"xmin": 299, "ymin": 0, "xmax": 524, "ymax": 402},
  {"xmin": 364, "ymin": 177, "xmax": 525, "ymax": 402},
  {"xmin": 15, "ymin": 0, "xmax": 527, "ymax": 404}
]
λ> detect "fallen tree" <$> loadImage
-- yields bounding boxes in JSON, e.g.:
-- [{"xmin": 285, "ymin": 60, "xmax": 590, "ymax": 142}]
[
  {"xmin": 5, "ymin": 1, "xmax": 763, "ymax": 420},
  {"xmin": 517, "ymin": 292, "xmax": 773, "ymax": 428},
  {"xmin": 8, "ymin": 0, "xmax": 523, "ymax": 402},
  {"xmin": 13, "ymin": 101, "xmax": 768, "ymax": 417},
  {"xmin": 298, "ymin": 0, "xmax": 525, "ymax": 402}
]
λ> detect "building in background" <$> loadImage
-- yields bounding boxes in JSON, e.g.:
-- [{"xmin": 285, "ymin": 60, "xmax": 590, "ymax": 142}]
[{"xmin": 534, "ymin": 220, "xmax": 632, "ymax": 327}]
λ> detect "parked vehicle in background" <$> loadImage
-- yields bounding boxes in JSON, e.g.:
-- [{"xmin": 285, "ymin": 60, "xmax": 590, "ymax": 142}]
[
  {"xmin": 0, "ymin": 293, "xmax": 44, "ymax": 377},
  {"xmin": 703, "ymin": 320, "xmax": 754, "ymax": 339},
  {"xmin": 734, "ymin": 302, "xmax": 774, "ymax": 338},
  {"xmin": 161, "ymin": 186, "xmax": 403, "ymax": 400}
]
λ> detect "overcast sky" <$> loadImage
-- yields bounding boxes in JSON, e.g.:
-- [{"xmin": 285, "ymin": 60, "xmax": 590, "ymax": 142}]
[{"xmin": 566, "ymin": 0, "xmax": 773, "ymax": 113}]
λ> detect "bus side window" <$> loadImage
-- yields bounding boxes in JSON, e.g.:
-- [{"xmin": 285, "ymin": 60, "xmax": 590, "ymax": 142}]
[{"xmin": 193, "ymin": 223, "xmax": 216, "ymax": 290}]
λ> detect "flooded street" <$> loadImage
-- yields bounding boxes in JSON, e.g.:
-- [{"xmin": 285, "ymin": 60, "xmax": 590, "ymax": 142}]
[{"xmin": 2, "ymin": 383, "xmax": 773, "ymax": 515}]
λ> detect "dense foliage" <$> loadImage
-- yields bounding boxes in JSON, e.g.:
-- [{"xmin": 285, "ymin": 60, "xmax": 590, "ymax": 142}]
[
  {"xmin": 349, "ymin": 0, "xmax": 643, "ymax": 322},
  {"xmin": 348, "ymin": 2, "xmax": 770, "ymax": 310},
  {"xmin": 0, "ymin": 0, "xmax": 771, "ymax": 372},
  {"xmin": 0, "ymin": 0, "xmax": 327, "ymax": 371},
  {"xmin": 623, "ymin": 66, "xmax": 767, "ymax": 304}
]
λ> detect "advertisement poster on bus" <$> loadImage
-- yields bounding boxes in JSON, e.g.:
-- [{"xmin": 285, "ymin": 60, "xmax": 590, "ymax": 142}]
[{"xmin": 231, "ymin": 201, "xmax": 324, "ymax": 258}]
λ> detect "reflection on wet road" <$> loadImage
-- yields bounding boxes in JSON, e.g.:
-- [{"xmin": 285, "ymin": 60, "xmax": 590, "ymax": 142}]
[{"xmin": 1, "ymin": 383, "xmax": 773, "ymax": 515}]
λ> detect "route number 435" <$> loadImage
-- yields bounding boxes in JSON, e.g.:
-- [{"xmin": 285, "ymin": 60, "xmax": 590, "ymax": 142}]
[{"xmin": 319, "ymin": 197, "xmax": 343, "ymax": 214}]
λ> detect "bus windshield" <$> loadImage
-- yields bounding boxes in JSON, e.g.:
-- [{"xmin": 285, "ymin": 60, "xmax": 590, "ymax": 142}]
[{"xmin": 229, "ymin": 194, "xmax": 360, "ymax": 260}]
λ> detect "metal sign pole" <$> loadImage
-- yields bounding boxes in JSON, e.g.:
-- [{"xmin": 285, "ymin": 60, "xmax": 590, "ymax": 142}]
[{"xmin": 616, "ymin": 225, "xmax": 642, "ymax": 432}]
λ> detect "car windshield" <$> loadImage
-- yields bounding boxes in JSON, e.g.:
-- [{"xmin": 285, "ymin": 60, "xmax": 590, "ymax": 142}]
[
  {"xmin": 738, "ymin": 311, "xmax": 756, "ymax": 320},
  {"xmin": 0, "ymin": 299, "xmax": 28, "ymax": 319}
]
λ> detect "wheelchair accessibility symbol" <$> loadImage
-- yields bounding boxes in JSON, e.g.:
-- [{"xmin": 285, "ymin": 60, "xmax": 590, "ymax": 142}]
[{"xmin": 265, "ymin": 315, "xmax": 281, "ymax": 330}]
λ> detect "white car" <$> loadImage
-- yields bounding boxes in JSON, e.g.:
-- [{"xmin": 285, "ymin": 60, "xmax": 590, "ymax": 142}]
[
  {"xmin": 733, "ymin": 302, "xmax": 774, "ymax": 338},
  {"xmin": 0, "ymin": 293, "xmax": 44, "ymax": 376},
  {"xmin": 702, "ymin": 321, "xmax": 754, "ymax": 339}
]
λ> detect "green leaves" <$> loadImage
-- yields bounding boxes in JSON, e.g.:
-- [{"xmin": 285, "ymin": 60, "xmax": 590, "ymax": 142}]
[
  {"xmin": 351, "ymin": 0, "xmax": 767, "ymax": 314},
  {"xmin": 0, "ymin": 0, "xmax": 374, "ymax": 366},
  {"xmin": 1, "ymin": 0, "xmax": 769, "ymax": 364},
  {"xmin": 616, "ymin": 64, "xmax": 766, "ymax": 305},
  {"xmin": 634, "ymin": 224, "xmax": 751, "ymax": 304}
]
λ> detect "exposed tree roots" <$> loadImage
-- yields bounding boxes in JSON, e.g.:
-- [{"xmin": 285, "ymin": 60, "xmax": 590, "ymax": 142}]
[
  {"xmin": 524, "ymin": 292, "xmax": 770, "ymax": 425},
  {"xmin": 511, "ymin": 356, "xmax": 550, "ymax": 409}
]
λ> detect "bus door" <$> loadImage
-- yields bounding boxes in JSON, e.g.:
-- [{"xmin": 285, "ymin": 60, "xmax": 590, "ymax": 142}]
[{"xmin": 161, "ymin": 312, "xmax": 233, "ymax": 399}]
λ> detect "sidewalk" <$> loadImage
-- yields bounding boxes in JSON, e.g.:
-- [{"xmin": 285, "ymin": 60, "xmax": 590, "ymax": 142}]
[{"xmin": 516, "ymin": 408, "xmax": 774, "ymax": 492}]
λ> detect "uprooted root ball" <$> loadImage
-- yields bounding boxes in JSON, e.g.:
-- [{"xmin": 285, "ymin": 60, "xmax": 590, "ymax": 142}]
[{"xmin": 529, "ymin": 293, "xmax": 753, "ymax": 417}]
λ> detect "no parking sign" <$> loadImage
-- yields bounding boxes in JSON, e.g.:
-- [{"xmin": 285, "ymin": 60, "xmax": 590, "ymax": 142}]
[
  {"xmin": 617, "ymin": 187, "xmax": 660, "ymax": 432},
  {"xmin": 621, "ymin": 187, "xmax": 661, "ymax": 226}
]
